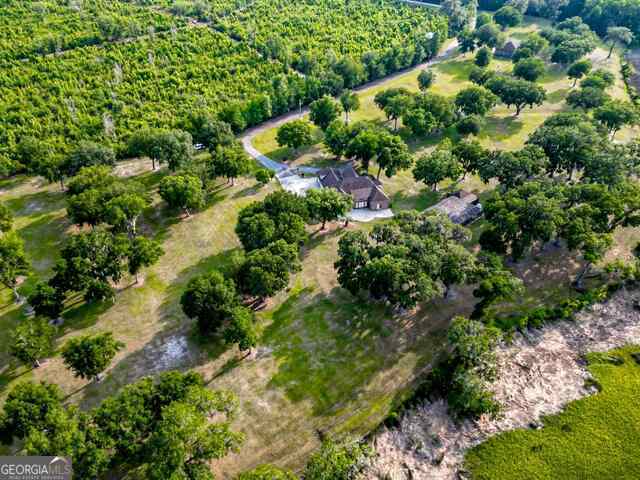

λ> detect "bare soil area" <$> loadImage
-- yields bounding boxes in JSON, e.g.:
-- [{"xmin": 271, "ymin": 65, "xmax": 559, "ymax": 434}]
[{"xmin": 364, "ymin": 287, "xmax": 640, "ymax": 480}]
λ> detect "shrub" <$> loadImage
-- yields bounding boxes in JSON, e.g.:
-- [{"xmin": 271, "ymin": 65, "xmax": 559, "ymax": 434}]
[
  {"xmin": 304, "ymin": 439, "xmax": 372, "ymax": 480},
  {"xmin": 456, "ymin": 115, "xmax": 482, "ymax": 136},
  {"xmin": 255, "ymin": 168, "xmax": 274, "ymax": 184},
  {"xmin": 475, "ymin": 47, "xmax": 492, "ymax": 67}
]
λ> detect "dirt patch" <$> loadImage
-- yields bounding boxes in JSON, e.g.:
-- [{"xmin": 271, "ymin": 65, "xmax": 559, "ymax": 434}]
[
  {"xmin": 364, "ymin": 287, "xmax": 640, "ymax": 480},
  {"xmin": 125, "ymin": 332, "xmax": 200, "ymax": 379},
  {"xmin": 113, "ymin": 158, "xmax": 154, "ymax": 178}
]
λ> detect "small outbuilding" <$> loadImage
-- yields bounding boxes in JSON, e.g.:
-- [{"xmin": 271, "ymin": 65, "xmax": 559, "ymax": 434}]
[
  {"xmin": 427, "ymin": 190, "xmax": 483, "ymax": 225},
  {"xmin": 495, "ymin": 39, "xmax": 521, "ymax": 59}
]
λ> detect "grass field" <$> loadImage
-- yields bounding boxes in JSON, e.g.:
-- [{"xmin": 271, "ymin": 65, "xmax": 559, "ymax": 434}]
[
  {"xmin": 0, "ymin": 165, "xmax": 467, "ymax": 474},
  {"xmin": 465, "ymin": 345, "xmax": 640, "ymax": 480},
  {"xmin": 1, "ymin": 16, "xmax": 639, "ymax": 477}
]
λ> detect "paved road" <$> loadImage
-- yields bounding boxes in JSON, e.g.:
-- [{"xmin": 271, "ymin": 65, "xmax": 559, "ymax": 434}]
[
  {"xmin": 240, "ymin": 38, "xmax": 460, "ymax": 171},
  {"xmin": 395, "ymin": 0, "xmax": 441, "ymax": 7}
]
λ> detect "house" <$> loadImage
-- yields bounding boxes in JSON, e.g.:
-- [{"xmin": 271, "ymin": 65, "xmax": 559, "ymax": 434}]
[
  {"xmin": 427, "ymin": 190, "xmax": 483, "ymax": 224},
  {"xmin": 318, "ymin": 163, "xmax": 391, "ymax": 210},
  {"xmin": 495, "ymin": 39, "xmax": 520, "ymax": 59}
]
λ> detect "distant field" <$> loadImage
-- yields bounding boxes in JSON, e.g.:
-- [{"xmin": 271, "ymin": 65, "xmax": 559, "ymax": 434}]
[
  {"xmin": 219, "ymin": 0, "xmax": 445, "ymax": 65},
  {"xmin": 0, "ymin": 27, "xmax": 289, "ymax": 152},
  {"xmin": 465, "ymin": 345, "xmax": 640, "ymax": 480}
]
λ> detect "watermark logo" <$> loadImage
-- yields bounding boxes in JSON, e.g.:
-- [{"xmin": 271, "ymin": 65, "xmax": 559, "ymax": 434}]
[{"xmin": 0, "ymin": 457, "xmax": 72, "ymax": 480}]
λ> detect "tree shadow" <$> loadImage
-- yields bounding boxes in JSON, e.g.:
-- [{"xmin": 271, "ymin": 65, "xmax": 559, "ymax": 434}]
[
  {"xmin": 72, "ymin": 248, "xmax": 247, "ymax": 408},
  {"xmin": 17, "ymin": 214, "xmax": 69, "ymax": 274},
  {"xmin": 405, "ymin": 125, "xmax": 457, "ymax": 154},
  {"xmin": 5, "ymin": 189, "xmax": 66, "ymax": 219},
  {"xmin": 128, "ymin": 167, "xmax": 167, "ymax": 191},
  {"xmin": 260, "ymin": 287, "xmax": 396, "ymax": 416},
  {"xmin": 140, "ymin": 187, "xmax": 229, "ymax": 245},
  {"xmin": 392, "ymin": 188, "xmax": 439, "ymax": 212},
  {"xmin": 296, "ymin": 155, "xmax": 338, "ymax": 169},
  {"xmin": 208, "ymin": 355, "xmax": 243, "ymax": 382},
  {"xmin": 75, "ymin": 323, "xmax": 208, "ymax": 409},
  {"xmin": 546, "ymin": 88, "xmax": 570, "ymax": 104},
  {"xmin": 302, "ymin": 225, "xmax": 345, "ymax": 259},
  {"xmin": 264, "ymin": 146, "xmax": 290, "ymax": 162},
  {"xmin": 540, "ymin": 64, "xmax": 568, "ymax": 83},
  {"xmin": 260, "ymin": 282, "xmax": 468, "ymax": 422},
  {"xmin": 0, "ymin": 175, "xmax": 31, "ymax": 192},
  {"xmin": 435, "ymin": 59, "xmax": 475, "ymax": 81},
  {"xmin": 481, "ymin": 115, "xmax": 525, "ymax": 141},
  {"xmin": 232, "ymin": 184, "xmax": 259, "ymax": 199},
  {"xmin": 61, "ymin": 297, "xmax": 115, "ymax": 333},
  {"xmin": 0, "ymin": 362, "xmax": 35, "ymax": 393}
]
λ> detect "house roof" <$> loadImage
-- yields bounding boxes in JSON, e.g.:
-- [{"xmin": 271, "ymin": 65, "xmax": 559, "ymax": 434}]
[
  {"xmin": 320, "ymin": 168, "xmax": 341, "ymax": 189},
  {"xmin": 369, "ymin": 186, "xmax": 389, "ymax": 204},
  {"xmin": 319, "ymin": 164, "xmax": 390, "ymax": 204},
  {"xmin": 495, "ymin": 39, "xmax": 520, "ymax": 57},
  {"xmin": 427, "ymin": 194, "xmax": 483, "ymax": 224},
  {"xmin": 454, "ymin": 190, "xmax": 478, "ymax": 203}
]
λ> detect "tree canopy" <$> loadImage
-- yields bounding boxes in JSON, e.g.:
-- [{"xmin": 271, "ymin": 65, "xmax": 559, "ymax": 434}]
[
  {"xmin": 306, "ymin": 188, "xmax": 352, "ymax": 229},
  {"xmin": 61, "ymin": 332, "xmax": 124, "ymax": 381},
  {"xmin": 413, "ymin": 142, "xmax": 463, "ymax": 191},
  {"xmin": 277, "ymin": 120, "xmax": 314, "ymax": 151},
  {"xmin": 335, "ymin": 211, "xmax": 475, "ymax": 308},
  {"xmin": 455, "ymin": 86, "xmax": 498, "ymax": 116},
  {"xmin": 310, "ymin": 96, "xmax": 342, "ymax": 130},
  {"xmin": 159, "ymin": 175, "xmax": 205, "ymax": 216},
  {"xmin": 485, "ymin": 75, "xmax": 547, "ymax": 116}
]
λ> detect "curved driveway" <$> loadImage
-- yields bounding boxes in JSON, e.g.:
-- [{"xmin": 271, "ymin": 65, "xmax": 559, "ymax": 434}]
[{"xmin": 240, "ymin": 39, "xmax": 460, "ymax": 171}]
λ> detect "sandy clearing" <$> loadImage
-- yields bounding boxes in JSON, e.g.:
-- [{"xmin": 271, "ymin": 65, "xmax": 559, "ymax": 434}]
[{"xmin": 365, "ymin": 287, "xmax": 640, "ymax": 479}]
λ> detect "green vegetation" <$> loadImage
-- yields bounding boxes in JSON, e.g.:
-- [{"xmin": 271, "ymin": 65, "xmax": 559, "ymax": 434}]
[
  {"xmin": 465, "ymin": 345, "xmax": 640, "ymax": 480},
  {"xmin": 0, "ymin": 371, "xmax": 243, "ymax": 479},
  {"xmin": 219, "ymin": 0, "xmax": 446, "ymax": 70},
  {"xmin": 0, "ymin": 0, "xmax": 446, "ymax": 162},
  {"xmin": 1, "ymin": 5, "xmax": 639, "ymax": 477},
  {"xmin": 0, "ymin": 0, "xmax": 187, "ymax": 62}
]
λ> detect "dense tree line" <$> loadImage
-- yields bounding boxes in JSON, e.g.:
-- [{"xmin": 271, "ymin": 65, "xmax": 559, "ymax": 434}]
[
  {"xmin": 0, "ymin": 371, "xmax": 243, "ymax": 479},
  {"xmin": 476, "ymin": 112, "xmax": 640, "ymax": 286},
  {"xmin": 477, "ymin": 0, "xmax": 640, "ymax": 43},
  {"xmin": 219, "ymin": 0, "xmax": 447, "ymax": 74},
  {"xmin": 335, "ymin": 212, "xmax": 477, "ymax": 308}
]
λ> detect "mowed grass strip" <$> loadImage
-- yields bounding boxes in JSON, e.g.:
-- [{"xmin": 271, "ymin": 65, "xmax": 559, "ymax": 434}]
[{"xmin": 465, "ymin": 345, "xmax": 640, "ymax": 480}]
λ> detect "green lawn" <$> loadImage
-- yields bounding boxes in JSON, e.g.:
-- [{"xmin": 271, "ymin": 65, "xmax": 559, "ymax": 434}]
[
  {"xmin": 0, "ymin": 168, "xmax": 456, "ymax": 476},
  {"xmin": 465, "ymin": 345, "xmax": 640, "ymax": 480}
]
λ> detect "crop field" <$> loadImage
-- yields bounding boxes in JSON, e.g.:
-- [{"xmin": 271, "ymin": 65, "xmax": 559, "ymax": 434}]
[
  {"xmin": 0, "ymin": 0, "xmax": 447, "ymax": 160},
  {"xmin": 0, "ymin": 0, "xmax": 186, "ymax": 62},
  {"xmin": 0, "ymin": 27, "xmax": 290, "ymax": 153},
  {"xmin": 218, "ymin": 0, "xmax": 447, "ymax": 66}
]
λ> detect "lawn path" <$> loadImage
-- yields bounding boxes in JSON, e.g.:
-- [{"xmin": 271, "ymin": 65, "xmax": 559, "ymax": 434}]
[{"xmin": 239, "ymin": 39, "xmax": 460, "ymax": 171}]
